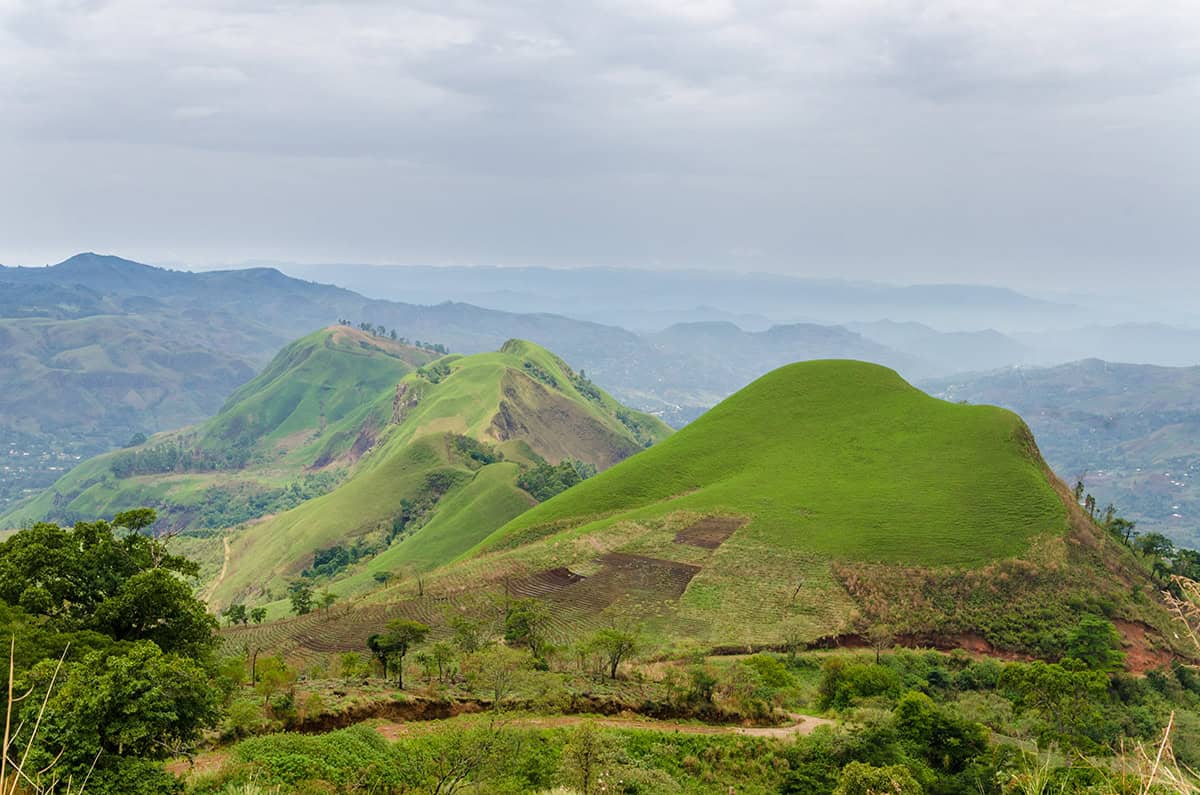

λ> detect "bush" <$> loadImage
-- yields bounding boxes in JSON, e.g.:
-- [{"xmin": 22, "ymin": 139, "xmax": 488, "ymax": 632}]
[{"xmin": 819, "ymin": 659, "xmax": 902, "ymax": 710}]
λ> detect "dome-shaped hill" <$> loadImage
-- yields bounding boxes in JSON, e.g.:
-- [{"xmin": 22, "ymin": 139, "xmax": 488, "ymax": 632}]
[
  {"xmin": 476, "ymin": 359, "xmax": 1064, "ymax": 567},
  {"xmin": 432, "ymin": 359, "xmax": 1182, "ymax": 658}
]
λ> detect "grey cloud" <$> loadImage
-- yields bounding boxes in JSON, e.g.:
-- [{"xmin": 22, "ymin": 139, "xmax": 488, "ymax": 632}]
[{"xmin": 0, "ymin": 0, "xmax": 1197, "ymax": 287}]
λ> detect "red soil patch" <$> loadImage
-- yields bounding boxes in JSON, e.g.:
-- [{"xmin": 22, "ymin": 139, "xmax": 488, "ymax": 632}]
[
  {"xmin": 1115, "ymin": 619, "xmax": 1176, "ymax": 674},
  {"xmin": 674, "ymin": 516, "xmax": 746, "ymax": 549},
  {"xmin": 508, "ymin": 554, "xmax": 700, "ymax": 614}
]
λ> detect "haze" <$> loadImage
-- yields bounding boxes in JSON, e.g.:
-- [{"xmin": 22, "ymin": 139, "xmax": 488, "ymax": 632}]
[{"xmin": 1, "ymin": 0, "xmax": 1198, "ymax": 292}]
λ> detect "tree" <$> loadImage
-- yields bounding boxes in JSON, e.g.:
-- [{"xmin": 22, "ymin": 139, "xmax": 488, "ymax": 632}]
[
  {"xmin": 432, "ymin": 641, "xmax": 457, "ymax": 683},
  {"xmin": 92, "ymin": 568, "xmax": 218, "ymax": 657},
  {"xmin": 1110, "ymin": 517, "xmax": 1137, "ymax": 546},
  {"xmin": 29, "ymin": 641, "xmax": 220, "ymax": 788},
  {"xmin": 589, "ymin": 626, "xmax": 639, "ymax": 680},
  {"xmin": 250, "ymin": 606, "xmax": 268, "ymax": 624},
  {"xmin": 504, "ymin": 598, "xmax": 550, "ymax": 660},
  {"xmin": 1136, "ymin": 532, "xmax": 1175, "ymax": 560},
  {"xmin": 450, "ymin": 613, "xmax": 484, "ymax": 653},
  {"xmin": 466, "ymin": 645, "xmax": 532, "ymax": 708},
  {"xmin": 563, "ymin": 721, "xmax": 615, "ymax": 795},
  {"xmin": 371, "ymin": 618, "xmax": 430, "ymax": 689},
  {"xmin": 222, "ymin": 603, "xmax": 249, "ymax": 626},
  {"xmin": 1073, "ymin": 480, "xmax": 1086, "ymax": 502},
  {"xmin": 0, "ymin": 512, "xmax": 198, "ymax": 626},
  {"xmin": 866, "ymin": 623, "xmax": 895, "ymax": 664},
  {"xmin": 1065, "ymin": 614, "xmax": 1125, "ymax": 672},
  {"xmin": 319, "ymin": 589, "xmax": 337, "ymax": 617},
  {"xmin": 833, "ymin": 762, "xmax": 922, "ymax": 795},
  {"xmin": 1084, "ymin": 494, "xmax": 1097, "ymax": 519},
  {"xmin": 288, "ymin": 581, "xmax": 314, "ymax": 615}
]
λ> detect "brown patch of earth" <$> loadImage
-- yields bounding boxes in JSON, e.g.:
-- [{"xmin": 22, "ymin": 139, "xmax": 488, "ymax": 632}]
[
  {"xmin": 1114, "ymin": 619, "xmax": 1176, "ymax": 674},
  {"xmin": 166, "ymin": 749, "xmax": 230, "ymax": 779},
  {"xmin": 674, "ymin": 516, "xmax": 746, "ymax": 549}
]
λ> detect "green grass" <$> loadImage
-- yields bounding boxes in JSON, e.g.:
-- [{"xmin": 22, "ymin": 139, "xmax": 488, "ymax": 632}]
[
  {"xmin": 206, "ymin": 338, "xmax": 670, "ymax": 609},
  {"xmin": 476, "ymin": 360, "xmax": 1065, "ymax": 567},
  {"xmin": 1, "ymin": 326, "xmax": 435, "ymax": 531}
]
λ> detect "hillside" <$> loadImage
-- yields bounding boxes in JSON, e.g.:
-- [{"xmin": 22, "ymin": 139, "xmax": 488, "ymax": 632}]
[
  {"xmin": 927, "ymin": 359, "xmax": 1200, "ymax": 546},
  {"xmin": 228, "ymin": 360, "xmax": 1187, "ymax": 667},
  {"xmin": 1, "ymin": 326, "xmax": 438, "ymax": 533},
  {"xmin": 206, "ymin": 338, "xmax": 671, "ymax": 610}
]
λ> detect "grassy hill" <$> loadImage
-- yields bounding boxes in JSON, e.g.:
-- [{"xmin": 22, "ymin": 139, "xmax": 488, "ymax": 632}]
[
  {"xmin": 926, "ymin": 360, "xmax": 1200, "ymax": 547},
  {"xmin": 206, "ymin": 338, "xmax": 671, "ymax": 610},
  {"xmin": 229, "ymin": 360, "xmax": 1187, "ymax": 666},
  {"xmin": 1, "ymin": 326, "xmax": 437, "ymax": 534}
]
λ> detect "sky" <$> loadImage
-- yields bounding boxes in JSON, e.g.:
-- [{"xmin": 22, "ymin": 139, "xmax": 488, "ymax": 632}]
[{"xmin": 1, "ymin": 0, "xmax": 1197, "ymax": 291}]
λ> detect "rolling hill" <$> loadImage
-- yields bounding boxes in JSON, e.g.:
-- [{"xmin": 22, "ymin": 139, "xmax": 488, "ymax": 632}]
[
  {"xmin": 926, "ymin": 359, "xmax": 1200, "ymax": 546},
  {"xmin": 226, "ymin": 360, "xmax": 1185, "ymax": 665},
  {"xmin": 1, "ymin": 326, "xmax": 439, "ymax": 534},
  {"xmin": 204, "ymin": 337, "xmax": 671, "ymax": 610}
]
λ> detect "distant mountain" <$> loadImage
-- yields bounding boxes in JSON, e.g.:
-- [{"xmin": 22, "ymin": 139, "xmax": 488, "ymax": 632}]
[
  {"xmin": 1, "ymin": 252, "xmax": 1096, "ymax": 511},
  {"xmin": 925, "ymin": 360, "xmax": 1200, "ymax": 546},
  {"xmin": 847, "ymin": 320, "xmax": 1034, "ymax": 375},
  {"xmin": 1014, "ymin": 323, "xmax": 1200, "ymax": 368},
  {"xmin": 270, "ymin": 262, "xmax": 1085, "ymax": 332}
]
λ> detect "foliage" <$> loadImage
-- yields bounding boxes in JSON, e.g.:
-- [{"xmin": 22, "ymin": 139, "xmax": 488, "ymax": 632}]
[
  {"xmin": 517, "ymin": 459, "xmax": 596, "ymax": 502},
  {"xmin": 1064, "ymin": 614, "xmax": 1125, "ymax": 672}
]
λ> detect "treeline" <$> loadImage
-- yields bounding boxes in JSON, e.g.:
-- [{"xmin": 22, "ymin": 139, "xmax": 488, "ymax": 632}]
[
  {"xmin": 110, "ymin": 437, "xmax": 254, "ymax": 477},
  {"xmin": 517, "ymin": 459, "xmax": 596, "ymax": 502},
  {"xmin": 336, "ymin": 319, "xmax": 449, "ymax": 355},
  {"xmin": 193, "ymin": 472, "xmax": 342, "ymax": 530}
]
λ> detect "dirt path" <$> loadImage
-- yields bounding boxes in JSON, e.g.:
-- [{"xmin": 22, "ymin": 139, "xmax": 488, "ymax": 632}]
[
  {"xmin": 201, "ymin": 534, "xmax": 232, "ymax": 603},
  {"xmin": 374, "ymin": 712, "xmax": 833, "ymax": 741}
]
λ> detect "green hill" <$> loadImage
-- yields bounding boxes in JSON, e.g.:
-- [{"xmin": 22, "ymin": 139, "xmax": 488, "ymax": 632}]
[
  {"xmin": 269, "ymin": 360, "xmax": 1175, "ymax": 663},
  {"xmin": 1, "ymin": 326, "xmax": 438, "ymax": 533},
  {"xmin": 206, "ymin": 338, "xmax": 671, "ymax": 610}
]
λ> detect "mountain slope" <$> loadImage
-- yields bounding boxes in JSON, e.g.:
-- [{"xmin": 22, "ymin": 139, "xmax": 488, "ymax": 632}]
[
  {"xmin": 477, "ymin": 360, "xmax": 1063, "ymax": 565},
  {"xmin": 926, "ymin": 359, "xmax": 1200, "ymax": 545},
  {"xmin": 207, "ymin": 339, "xmax": 671, "ymax": 609},
  {"xmin": 1, "ymin": 327, "xmax": 437, "ymax": 532},
  {"xmin": 426, "ymin": 360, "xmax": 1174, "ymax": 654}
]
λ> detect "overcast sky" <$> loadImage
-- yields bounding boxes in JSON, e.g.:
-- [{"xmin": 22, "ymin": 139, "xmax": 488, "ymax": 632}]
[{"xmin": 1, "ymin": 0, "xmax": 1197, "ymax": 290}]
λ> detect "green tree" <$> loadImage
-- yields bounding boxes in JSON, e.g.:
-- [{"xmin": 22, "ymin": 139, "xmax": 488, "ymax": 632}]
[
  {"xmin": 504, "ymin": 598, "xmax": 550, "ymax": 660},
  {"xmin": 1065, "ymin": 614, "xmax": 1125, "ymax": 672},
  {"xmin": 833, "ymin": 762, "xmax": 922, "ymax": 795},
  {"xmin": 0, "ymin": 513, "xmax": 198, "ymax": 626},
  {"xmin": 28, "ymin": 641, "xmax": 220, "ymax": 787},
  {"xmin": 999, "ymin": 661, "xmax": 1110, "ymax": 750},
  {"xmin": 370, "ymin": 619, "xmax": 430, "ymax": 689},
  {"xmin": 589, "ymin": 626, "xmax": 639, "ymax": 680},
  {"xmin": 288, "ymin": 581, "xmax": 314, "ymax": 615},
  {"xmin": 250, "ymin": 606, "xmax": 268, "ymax": 624},
  {"xmin": 466, "ymin": 644, "xmax": 532, "ymax": 708},
  {"xmin": 223, "ymin": 603, "xmax": 249, "ymax": 625},
  {"xmin": 450, "ymin": 613, "xmax": 484, "ymax": 653},
  {"xmin": 92, "ymin": 568, "xmax": 218, "ymax": 657},
  {"xmin": 563, "ymin": 720, "xmax": 615, "ymax": 795}
]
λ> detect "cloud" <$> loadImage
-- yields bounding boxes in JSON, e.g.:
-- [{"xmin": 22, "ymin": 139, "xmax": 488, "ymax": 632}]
[{"xmin": 0, "ymin": 0, "xmax": 1197, "ymax": 285}]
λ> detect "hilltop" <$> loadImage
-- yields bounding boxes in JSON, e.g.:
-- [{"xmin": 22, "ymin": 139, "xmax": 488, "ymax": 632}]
[
  {"xmin": 1, "ymin": 326, "xmax": 439, "ymax": 534},
  {"xmin": 205, "ymin": 337, "xmax": 670, "ymax": 609},
  {"xmin": 229, "ymin": 360, "xmax": 1186, "ymax": 666}
]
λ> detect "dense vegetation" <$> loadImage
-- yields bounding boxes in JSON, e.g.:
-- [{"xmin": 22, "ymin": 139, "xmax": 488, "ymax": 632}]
[{"xmin": 0, "ymin": 509, "xmax": 222, "ymax": 792}]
